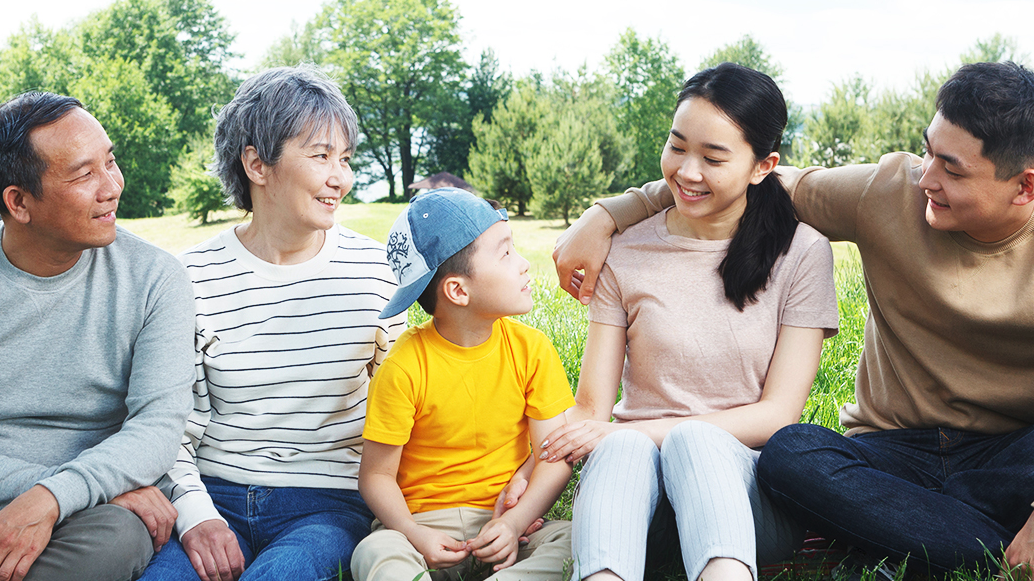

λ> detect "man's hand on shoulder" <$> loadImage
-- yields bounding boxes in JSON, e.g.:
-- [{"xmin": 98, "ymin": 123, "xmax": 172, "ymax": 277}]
[
  {"xmin": 1004, "ymin": 509, "xmax": 1034, "ymax": 577},
  {"xmin": 0, "ymin": 485, "xmax": 59, "ymax": 581},
  {"xmin": 181, "ymin": 519, "xmax": 245, "ymax": 581},
  {"xmin": 109, "ymin": 485, "xmax": 177, "ymax": 552},
  {"xmin": 553, "ymin": 205, "xmax": 615, "ymax": 305}
]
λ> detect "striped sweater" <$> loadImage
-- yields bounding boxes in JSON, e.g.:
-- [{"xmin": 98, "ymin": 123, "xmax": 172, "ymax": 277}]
[{"xmin": 158, "ymin": 224, "xmax": 406, "ymax": 538}]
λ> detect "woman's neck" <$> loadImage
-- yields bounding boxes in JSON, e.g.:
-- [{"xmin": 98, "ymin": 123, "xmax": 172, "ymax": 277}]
[
  {"xmin": 234, "ymin": 218, "xmax": 327, "ymax": 265},
  {"xmin": 665, "ymin": 207, "xmax": 742, "ymax": 240}
]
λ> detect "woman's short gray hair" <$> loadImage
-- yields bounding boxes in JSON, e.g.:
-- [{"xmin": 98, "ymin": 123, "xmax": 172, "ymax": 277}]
[{"xmin": 213, "ymin": 64, "xmax": 359, "ymax": 211}]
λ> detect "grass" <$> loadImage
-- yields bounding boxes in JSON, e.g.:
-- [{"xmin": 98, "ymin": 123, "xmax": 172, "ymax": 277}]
[{"xmin": 121, "ymin": 208, "xmax": 1002, "ymax": 581}]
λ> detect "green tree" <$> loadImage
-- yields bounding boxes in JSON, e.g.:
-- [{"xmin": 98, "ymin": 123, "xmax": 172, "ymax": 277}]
[
  {"xmin": 0, "ymin": 20, "xmax": 78, "ymax": 98},
  {"xmin": 604, "ymin": 28, "xmax": 684, "ymax": 189},
  {"xmin": 170, "ymin": 131, "xmax": 225, "ymax": 224},
  {"xmin": 793, "ymin": 76, "xmax": 877, "ymax": 168},
  {"xmin": 423, "ymin": 49, "xmax": 512, "ymax": 179},
  {"xmin": 261, "ymin": 20, "xmax": 327, "ymax": 68},
  {"xmin": 468, "ymin": 83, "xmax": 548, "ymax": 216},
  {"xmin": 961, "ymin": 33, "xmax": 1029, "ymax": 65},
  {"xmin": 77, "ymin": 0, "xmax": 237, "ymax": 139},
  {"xmin": 70, "ymin": 57, "xmax": 180, "ymax": 217},
  {"xmin": 319, "ymin": 0, "xmax": 466, "ymax": 201},
  {"xmin": 528, "ymin": 104, "xmax": 612, "ymax": 226}
]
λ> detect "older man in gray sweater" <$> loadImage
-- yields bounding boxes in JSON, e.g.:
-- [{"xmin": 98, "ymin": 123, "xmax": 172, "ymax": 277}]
[{"xmin": 0, "ymin": 92, "xmax": 194, "ymax": 581}]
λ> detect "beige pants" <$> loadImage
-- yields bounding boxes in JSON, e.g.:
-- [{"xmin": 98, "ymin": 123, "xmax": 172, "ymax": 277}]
[{"xmin": 351, "ymin": 507, "xmax": 572, "ymax": 581}]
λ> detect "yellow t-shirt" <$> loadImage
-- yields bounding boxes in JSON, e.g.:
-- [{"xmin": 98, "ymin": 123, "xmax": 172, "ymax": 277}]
[{"xmin": 364, "ymin": 317, "xmax": 574, "ymax": 514}]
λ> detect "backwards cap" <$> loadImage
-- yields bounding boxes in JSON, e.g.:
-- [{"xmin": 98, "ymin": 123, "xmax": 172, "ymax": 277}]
[{"xmin": 379, "ymin": 187, "xmax": 507, "ymax": 319}]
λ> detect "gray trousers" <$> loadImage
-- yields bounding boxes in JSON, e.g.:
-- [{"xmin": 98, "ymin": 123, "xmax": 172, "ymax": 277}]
[
  {"xmin": 572, "ymin": 422, "xmax": 803, "ymax": 581},
  {"xmin": 25, "ymin": 503, "xmax": 153, "ymax": 581}
]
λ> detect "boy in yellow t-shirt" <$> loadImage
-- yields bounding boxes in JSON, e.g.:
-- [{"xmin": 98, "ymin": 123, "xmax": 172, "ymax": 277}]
[{"xmin": 352, "ymin": 188, "xmax": 575, "ymax": 581}]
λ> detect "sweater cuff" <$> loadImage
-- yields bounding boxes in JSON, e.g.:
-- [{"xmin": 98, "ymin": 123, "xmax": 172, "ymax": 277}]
[
  {"xmin": 597, "ymin": 194, "xmax": 648, "ymax": 234},
  {"xmin": 37, "ymin": 471, "xmax": 90, "ymax": 524},
  {"xmin": 173, "ymin": 489, "xmax": 227, "ymax": 540}
]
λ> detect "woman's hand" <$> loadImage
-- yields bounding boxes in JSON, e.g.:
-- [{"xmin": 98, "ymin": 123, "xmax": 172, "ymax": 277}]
[
  {"xmin": 181, "ymin": 519, "xmax": 245, "ymax": 581},
  {"xmin": 540, "ymin": 420, "xmax": 620, "ymax": 464}
]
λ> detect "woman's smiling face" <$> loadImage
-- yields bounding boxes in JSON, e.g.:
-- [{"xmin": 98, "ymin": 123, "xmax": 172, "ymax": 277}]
[{"xmin": 660, "ymin": 97, "xmax": 774, "ymax": 239}]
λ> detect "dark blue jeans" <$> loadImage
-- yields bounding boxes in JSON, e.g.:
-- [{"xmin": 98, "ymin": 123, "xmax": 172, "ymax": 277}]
[
  {"xmin": 140, "ymin": 476, "xmax": 374, "ymax": 581},
  {"xmin": 757, "ymin": 424, "xmax": 1034, "ymax": 575}
]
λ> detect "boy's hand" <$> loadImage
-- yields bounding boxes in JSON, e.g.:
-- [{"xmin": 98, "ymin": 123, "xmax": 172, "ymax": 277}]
[
  {"xmin": 466, "ymin": 517, "xmax": 520, "ymax": 572},
  {"xmin": 492, "ymin": 475, "xmax": 543, "ymax": 542},
  {"xmin": 409, "ymin": 525, "xmax": 469, "ymax": 570},
  {"xmin": 541, "ymin": 419, "xmax": 619, "ymax": 464}
]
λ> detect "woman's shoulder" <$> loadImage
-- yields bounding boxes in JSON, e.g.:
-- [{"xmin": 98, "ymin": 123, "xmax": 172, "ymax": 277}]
[
  {"xmin": 787, "ymin": 221, "xmax": 832, "ymax": 255},
  {"xmin": 176, "ymin": 227, "xmax": 240, "ymax": 268}
]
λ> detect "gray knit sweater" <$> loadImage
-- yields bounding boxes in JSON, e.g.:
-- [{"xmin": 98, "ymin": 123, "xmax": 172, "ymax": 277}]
[{"xmin": 0, "ymin": 225, "xmax": 194, "ymax": 523}]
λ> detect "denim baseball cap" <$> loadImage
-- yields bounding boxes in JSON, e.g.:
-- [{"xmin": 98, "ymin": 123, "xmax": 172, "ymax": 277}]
[{"xmin": 379, "ymin": 188, "xmax": 508, "ymax": 319}]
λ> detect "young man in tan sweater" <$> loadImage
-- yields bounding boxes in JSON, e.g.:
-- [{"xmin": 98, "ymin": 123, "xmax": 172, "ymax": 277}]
[{"xmin": 552, "ymin": 61, "xmax": 1034, "ymax": 577}]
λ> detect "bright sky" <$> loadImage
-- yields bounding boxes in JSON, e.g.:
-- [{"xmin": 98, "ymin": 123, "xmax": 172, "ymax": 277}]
[{"xmin": 5, "ymin": 0, "xmax": 1034, "ymax": 107}]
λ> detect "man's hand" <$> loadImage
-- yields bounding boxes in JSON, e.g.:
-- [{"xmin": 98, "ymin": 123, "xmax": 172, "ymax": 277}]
[
  {"xmin": 181, "ymin": 520, "xmax": 245, "ymax": 581},
  {"xmin": 0, "ymin": 485, "xmax": 59, "ymax": 581},
  {"xmin": 109, "ymin": 486, "xmax": 177, "ymax": 552},
  {"xmin": 553, "ymin": 205, "xmax": 615, "ymax": 304},
  {"xmin": 1004, "ymin": 510, "xmax": 1034, "ymax": 577},
  {"xmin": 407, "ymin": 524, "xmax": 469, "ymax": 570},
  {"xmin": 466, "ymin": 517, "xmax": 520, "ymax": 572}
]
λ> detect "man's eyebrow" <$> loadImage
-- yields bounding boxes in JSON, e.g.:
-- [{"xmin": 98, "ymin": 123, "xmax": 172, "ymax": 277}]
[
  {"xmin": 669, "ymin": 129, "xmax": 732, "ymax": 153},
  {"xmin": 66, "ymin": 145, "xmax": 116, "ymax": 175},
  {"xmin": 922, "ymin": 128, "xmax": 961, "ymax": 168}
]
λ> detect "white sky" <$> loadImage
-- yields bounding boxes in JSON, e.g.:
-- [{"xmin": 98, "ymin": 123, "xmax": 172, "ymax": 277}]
[{"xmin": 5, "ymin": 0, "xmax": 1033, "ymax": 107}]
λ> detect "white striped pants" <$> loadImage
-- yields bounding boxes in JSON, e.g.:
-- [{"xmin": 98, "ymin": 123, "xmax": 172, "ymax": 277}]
[{"xmin": 572, "ymin": 422, "xmax": 803, "ymax": 581}]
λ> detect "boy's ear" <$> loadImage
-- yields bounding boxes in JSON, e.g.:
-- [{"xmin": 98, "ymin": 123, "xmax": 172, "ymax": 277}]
[{"xmin": 441, "ymin": 274, "xmax": 470, "ymax": 308}]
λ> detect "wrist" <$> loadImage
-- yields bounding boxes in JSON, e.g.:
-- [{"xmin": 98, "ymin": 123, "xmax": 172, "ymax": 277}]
[{"xmin": 29, "ymin": 485, "xmax": 60, "ymax": 524}]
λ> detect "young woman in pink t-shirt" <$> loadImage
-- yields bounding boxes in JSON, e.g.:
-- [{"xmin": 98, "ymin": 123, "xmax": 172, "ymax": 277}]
[{"xmin": 540, "ymin": 63, "xmax": 838, "ymax": 581}]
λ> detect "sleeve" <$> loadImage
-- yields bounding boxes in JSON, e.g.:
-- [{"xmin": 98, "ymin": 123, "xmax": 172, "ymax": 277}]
[
  {"xmin": 0, "ymin": 459, "xmax": 59, "ymax": 504},
  {"xmin": 596, "ymin": 180, "xmax": 674, "ymax": 233},
  {"xmin": 780, "ymin": 234, "xmax": 840, "ymax": 338},
  {"xmin": 156, "ymin": 326, "xmax": 228, "ymax": 539},
  {"xmin": 36, "ymin": 262, "xmax": 195, "ymax": 523},
  {"xmin": 523, "ymin": 331, "xmax": 576, "ymax": 421},
  {"xmin": 368, "ymin": 310, "xmax": 406, "ymax": 380},
  {"xmin": 362, "ymin": 358, "xmax": 418, "ymax": 446},
  {"xmin": 776, "ymin": 163, "xmax": 883, "ymax": 243},
  {"xmin": 587, "ymin": 263, "xmax": 628, "ymax": 328}
]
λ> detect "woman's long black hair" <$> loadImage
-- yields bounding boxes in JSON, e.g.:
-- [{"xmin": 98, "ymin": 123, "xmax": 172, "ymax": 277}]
[{"xmin": 676, "ymin": 62, "xmax": 797, "ymax": 311}]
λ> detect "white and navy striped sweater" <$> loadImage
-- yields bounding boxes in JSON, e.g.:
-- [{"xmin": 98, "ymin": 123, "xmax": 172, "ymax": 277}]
[{"xmin": 158, "ymin": 224, "xmax": 406, "ymax": 537}]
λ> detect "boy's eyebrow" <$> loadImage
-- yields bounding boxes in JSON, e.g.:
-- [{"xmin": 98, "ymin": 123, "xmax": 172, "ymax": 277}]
[
  {"xmin": 922, "ymin": 128, "xmax": 961, "ymax": 168},
  {"xmin": 669, "ymin": 129, "xmax": 732, "ymax": 153}
]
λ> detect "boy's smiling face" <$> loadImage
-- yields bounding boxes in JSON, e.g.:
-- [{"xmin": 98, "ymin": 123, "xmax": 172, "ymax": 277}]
[{"xmin": 464, "ymin": 221, "xmax": 533, "ymax": 318}]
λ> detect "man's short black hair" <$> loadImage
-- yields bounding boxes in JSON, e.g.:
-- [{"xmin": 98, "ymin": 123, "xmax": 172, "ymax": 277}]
[
  {"xmin": 0, "ymin": 92, "xmax": 84, "ymax": 214},
  {"xmin": 414, "ymin": 199, "xmax": 505, "ymax": 316},
  {"xmin": 937, "ymin": 61, "xmax": 1034, "ymax": 180}
]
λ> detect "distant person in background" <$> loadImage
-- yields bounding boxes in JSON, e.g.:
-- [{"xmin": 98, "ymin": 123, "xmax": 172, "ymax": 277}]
[
  {"xmin": 553, "ymin": 61, "xmax": 1034, "ymax": 576},
  {"xmin": 138, "ymin": 65, "xmax": 406, "ymax": 581},
  {"xmin": 0, "ymin": 92, "xmax": 194, "ymax": 581}
]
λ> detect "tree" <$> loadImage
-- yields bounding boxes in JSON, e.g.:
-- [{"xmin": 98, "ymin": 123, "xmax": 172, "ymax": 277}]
[
  {"xmin": 604, "ymin": 28, "xmax": 684, "ymax": 189},
  {"xmin": 468, "ymin": 83, "xmax": 548, "ymax": 216},
  {"xmin": 320, "ymin": 0, "xmax": 466, "ymax": 201},
  {"xmin": 71, "ymin": 57, "xmax": 180, "ymax": 217},
  {"xmin": 77, "ymin": 0, "xmax": 237, "ymax": 139},
  {"xmin": 793, "ymin": 76, "xmax": 877, "ymax": 168},
  {"xmin": 0, "ymin": 19, "xmax": 78, "ymax": 99},
  {"xmin": 423, "ymin": 49, "xmax": 512, "ymax": 179},
  {"xmin": 961, "ymin": 33, "xmax": 1029, "ymax": 65},
  {"xmin": 527, "ymin": 105, "xmax": 612, "ymax": 226},
  {"xmin": 170, "ymin": 131, "xmax": 225, "ymax": 224}
]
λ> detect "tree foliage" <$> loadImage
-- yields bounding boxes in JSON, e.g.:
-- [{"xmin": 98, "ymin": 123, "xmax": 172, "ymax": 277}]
[
  {"xmin": 319, "ymin": 0, "xmax": 466, "ymax": 201},
  {"xmin": 170, "ymin": 131, "xmax": 225, "ymax": 224},
  {"xmin": 604, "ymin": 28, "xmax": 684, "ymax": 189},
  {"xmin": 468, "ymin": 83, "xmax": 547, "ymax": 216}
]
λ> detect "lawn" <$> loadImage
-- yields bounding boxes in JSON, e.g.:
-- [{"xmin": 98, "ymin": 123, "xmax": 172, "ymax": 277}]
[{"xmin": 120, "ymin": 205, "xmax": 1000, "ymax": 581}]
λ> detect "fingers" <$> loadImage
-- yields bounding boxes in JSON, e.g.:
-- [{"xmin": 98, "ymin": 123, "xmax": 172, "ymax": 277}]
[{"xmin": 541, "ymin": 422, "xmax": 600, "ymax": 463}]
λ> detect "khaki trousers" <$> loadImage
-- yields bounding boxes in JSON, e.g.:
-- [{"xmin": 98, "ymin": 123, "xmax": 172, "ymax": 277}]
[{"xmin": 352, "ymin": 507, "xmax": 571, "ymax": 581}]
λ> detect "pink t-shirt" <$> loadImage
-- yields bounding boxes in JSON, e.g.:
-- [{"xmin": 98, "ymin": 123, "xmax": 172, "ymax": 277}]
[{"xmin": 590, "ymin": 210, "xmax": 839, "ymax": 422}]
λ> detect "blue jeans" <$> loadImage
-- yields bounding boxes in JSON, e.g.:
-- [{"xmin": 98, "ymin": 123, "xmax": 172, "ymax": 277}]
[
  {"xmin": 140, "ymin": 476, "xmax": 374, "ymax": 581},
  {"xmin": 756, "ymin": 424, "xmax": 1034, "ymax": 575}
]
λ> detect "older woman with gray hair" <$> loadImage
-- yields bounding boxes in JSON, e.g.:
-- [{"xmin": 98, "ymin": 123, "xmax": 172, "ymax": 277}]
[{"xmin": 139, "ymin": 65, "xmax": 406, "ymax": 581}]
